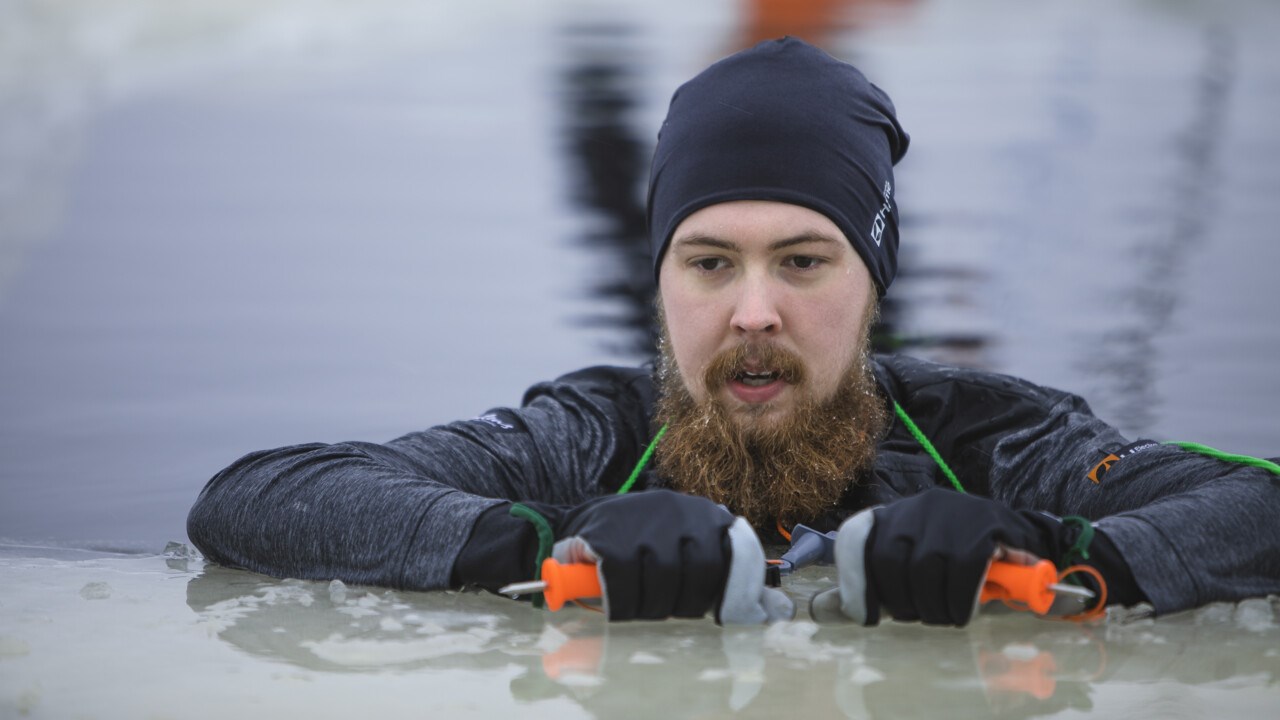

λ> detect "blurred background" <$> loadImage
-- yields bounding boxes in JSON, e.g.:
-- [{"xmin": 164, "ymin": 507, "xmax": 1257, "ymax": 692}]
[{"xmin": 2, "ymin": 0, "xmax": 1277, "ymax": 552}]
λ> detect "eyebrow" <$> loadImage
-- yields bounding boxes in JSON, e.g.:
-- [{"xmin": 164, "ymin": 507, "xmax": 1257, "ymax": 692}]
[{"xmin": 672, "ymin": 231, "xmax": 841, "ymax": 252}]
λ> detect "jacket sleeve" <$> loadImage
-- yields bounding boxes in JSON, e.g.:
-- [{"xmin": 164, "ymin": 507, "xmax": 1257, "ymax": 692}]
[
  {"xmin": 882, "ymin": 355, "xmax": 1280, "ymax": 615},
  {"xmin": 186, "ymin": 366, "xmax": 652, "ymax": 591},
  {"xmin": 977, "ymin": 383, "xmax": 1279, "ymax": 615}
]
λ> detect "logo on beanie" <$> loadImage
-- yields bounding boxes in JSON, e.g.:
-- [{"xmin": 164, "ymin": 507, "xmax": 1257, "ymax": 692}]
[{"xmin": 869, "ymin": 181, "xmax": 893, "ymax": 247}]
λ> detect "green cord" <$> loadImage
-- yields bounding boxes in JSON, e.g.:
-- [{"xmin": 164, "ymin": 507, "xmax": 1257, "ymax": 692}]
[
  {"xmin": 1060, "ymin": 516, "xmax": 1094, "ymax": 567},
  {"xmin": 1167, "ymin": 441, "xmax": 1280, "ymax": 476},
  {"xmin": 893, "ymin": 401, "xmax": 966, "ymax": 493},
  {"xmin": 617, "ymin": 423, "xmax": 668, "ymax": 495},
  {"xmin": 509, "ymin": 503, "xmax": 555, "ymax": 608}
]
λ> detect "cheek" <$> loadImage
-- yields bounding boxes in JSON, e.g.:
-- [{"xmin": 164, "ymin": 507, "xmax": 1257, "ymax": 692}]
[
  {"xmin": 795, "ymin": 297, "xmax": 866, "ymax": 388},
  {"xmin": 670, "ymin": 315, "xmax": 718, "ymax": 391},
  {"xmin": 661, "ymin": 293, "xmax": 723, "ymax": 396}
]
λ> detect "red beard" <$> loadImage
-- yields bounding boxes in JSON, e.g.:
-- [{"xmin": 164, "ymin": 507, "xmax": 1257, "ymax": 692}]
[{"xmin": 652, "ymin": 307, "xmax": 887, "ymax": 528}]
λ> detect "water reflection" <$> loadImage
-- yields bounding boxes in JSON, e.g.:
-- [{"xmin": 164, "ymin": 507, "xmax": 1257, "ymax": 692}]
[
  {"xmin": 873, "ymin": 262, "xmax": 993, "ymax": 362},
  {"xmin": 556, "ymin": 22, "xmax": 656, "ymax": 358},
  {"xmin": 1078, "ymin": 26, "xmax": 1236, "ymax": 435},
  {"xmin": 185, "ymin": 566, "xmax": 1279, "ymax": 718},
  {"xmin": 735, "ymin": 0, "xmax": 921, "ymax": 51}
]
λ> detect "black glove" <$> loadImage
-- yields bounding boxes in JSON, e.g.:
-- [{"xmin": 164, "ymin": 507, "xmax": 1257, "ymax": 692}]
[
  {"xmin": 811, "ymin": 489, "xmax": 1144, "ymax": 627},
  {"xmin": 453, "ymin": 490, "xmax": 793, "ymax": 623},
  {"xmin": 555, "ymin": 490, "xmax": 734, "ymax": 620}
]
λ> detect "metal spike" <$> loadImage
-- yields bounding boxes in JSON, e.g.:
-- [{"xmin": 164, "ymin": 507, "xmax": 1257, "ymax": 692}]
[{"xmin": 498, "ymin": 580, "xmax": 548, "ymax": 596}]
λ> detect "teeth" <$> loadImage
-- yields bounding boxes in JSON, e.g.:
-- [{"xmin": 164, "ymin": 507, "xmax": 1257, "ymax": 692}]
[{"xmin": 738, "ymin": 371, "xmax": 779, "ymax": 387}]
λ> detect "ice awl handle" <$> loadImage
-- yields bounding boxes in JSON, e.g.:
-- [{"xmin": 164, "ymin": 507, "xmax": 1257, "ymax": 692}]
[
  {"xmin": 980, "ymin": 559, "xmax": 1092, "ymax": 615},
  {"xmin": 499, "ymin": 559, "xmax": 602, "ymax": 611}
]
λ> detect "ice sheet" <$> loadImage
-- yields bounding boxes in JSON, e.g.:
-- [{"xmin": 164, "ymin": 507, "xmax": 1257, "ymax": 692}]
[{"xmin": 2, "ymin": 550, "xmax": 1277, "ymax": 719}]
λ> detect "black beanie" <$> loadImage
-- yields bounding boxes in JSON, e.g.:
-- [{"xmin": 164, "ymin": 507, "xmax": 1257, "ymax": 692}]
[{"xmin": 646, "ymin": 37, "xmax": 910, "ymax": 296}]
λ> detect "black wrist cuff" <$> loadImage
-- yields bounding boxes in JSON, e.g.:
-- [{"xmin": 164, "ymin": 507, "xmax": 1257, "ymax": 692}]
[
  {"xmin": 1083, "ymin": 528, "xmax": 1147, "ymax": 607},
  {"xmin": 451, "ymin": 503, "xmax": 561, "ymax": 592}
]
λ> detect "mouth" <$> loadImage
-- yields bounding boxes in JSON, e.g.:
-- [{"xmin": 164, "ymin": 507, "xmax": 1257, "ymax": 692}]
[
  {"xmin": 726, "ymin": 368, "xmax": 788, "ymax": 404},
  {"xmin": 700, "ymin": 343, "xmax": 806, "ymax": 406},
  {"xmin": 735, "ymin": 369, "xmax": 781, "ymax": 387}
]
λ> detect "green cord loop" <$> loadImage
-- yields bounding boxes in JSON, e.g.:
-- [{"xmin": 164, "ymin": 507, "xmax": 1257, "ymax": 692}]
[
  {"xmin": 618, "ymin": 423, "xmax": 668, "ymax": 495},
  {"xmin": 893, "ymin": 401, "xmax": 966, "ymax": 493},
  {"xmin": 1167, "ymin": 441, "xmax": 1280, "ymax": 476},
  {"xmin": 1060, "ymin": 515, "xmax": 1094, "ymax": 568},
  {"xmin": 509, "ymin": 503, "xmax": 555, "ymax": 608}
]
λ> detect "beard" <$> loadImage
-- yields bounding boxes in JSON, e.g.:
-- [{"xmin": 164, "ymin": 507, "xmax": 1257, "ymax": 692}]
[{"xmin": 652, "ymin": 305, "xmax": 888, "ymax": 528}]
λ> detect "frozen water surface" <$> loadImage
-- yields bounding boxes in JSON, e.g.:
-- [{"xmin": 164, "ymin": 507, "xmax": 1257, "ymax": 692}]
[
  {"xmin": 3, "ymin": 0, "xmax": 1280, "ymax": 716},
  {"xmin": 2, "ymin": 547, "xmax": 1277, "ymax": 718}
]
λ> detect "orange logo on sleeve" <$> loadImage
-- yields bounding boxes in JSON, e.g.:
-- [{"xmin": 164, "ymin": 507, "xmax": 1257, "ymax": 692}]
[
  {"xmin": 1087, "ymin": 454, "xmax": 1120, "ymax": 484},
  {"xmin": 1087, "ymin": 440, "xmax": 1159, "ymax": 484}
]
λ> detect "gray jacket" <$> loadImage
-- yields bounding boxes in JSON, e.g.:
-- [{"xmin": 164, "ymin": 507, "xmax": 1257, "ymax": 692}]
[{"xmin": 187, "ymin": 353, "xmax": 1280, "ymax": 614}]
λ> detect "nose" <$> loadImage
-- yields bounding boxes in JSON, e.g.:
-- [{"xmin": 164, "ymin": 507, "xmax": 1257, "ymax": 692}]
[{"xmin": 730, "ymin": 273, "xmax": 781, "ymax": 336}]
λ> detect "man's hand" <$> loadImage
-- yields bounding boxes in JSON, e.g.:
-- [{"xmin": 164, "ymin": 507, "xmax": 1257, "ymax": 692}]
[
  {"xmin": 555, "ymin": 490, "xmax": 793, "ymax": 623},
  {"xmin": 811, "ymin": 489, "xmax": 1065, "ymax": 627},
  {"xmin": 453, "ymin": 490, "xmax": 793, "ymax": 623}
]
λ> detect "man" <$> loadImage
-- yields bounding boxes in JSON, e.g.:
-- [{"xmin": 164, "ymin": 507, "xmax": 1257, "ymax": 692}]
[{"xmin": 188, "ymin": 38, "xmax": 1280, "ymax": 626}]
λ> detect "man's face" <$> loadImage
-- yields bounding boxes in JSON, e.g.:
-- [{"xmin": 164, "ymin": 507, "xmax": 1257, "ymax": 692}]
[{"xmin": 658, "ymin": 200, "xmax": 876, "ymax": 428}]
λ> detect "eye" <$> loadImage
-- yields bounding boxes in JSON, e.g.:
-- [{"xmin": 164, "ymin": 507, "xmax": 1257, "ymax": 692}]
[
  {"xmin": 786, "ymin": 255, "xmax": 825, "ymax": 271},
  {"xmin": 691, "ymin": 257, "xmax": 729, "ymax": 273}
]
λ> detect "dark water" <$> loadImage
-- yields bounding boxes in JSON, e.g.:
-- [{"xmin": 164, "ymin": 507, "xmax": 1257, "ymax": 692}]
[{"xmin": 1, "ymin": 1, "xmax": 1278, "ymax": 554}]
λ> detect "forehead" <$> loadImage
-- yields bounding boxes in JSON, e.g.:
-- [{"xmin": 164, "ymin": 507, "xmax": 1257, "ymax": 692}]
[{"xmin": 668, "ymin": 200, "xmax": 852, "ymax": 252}]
